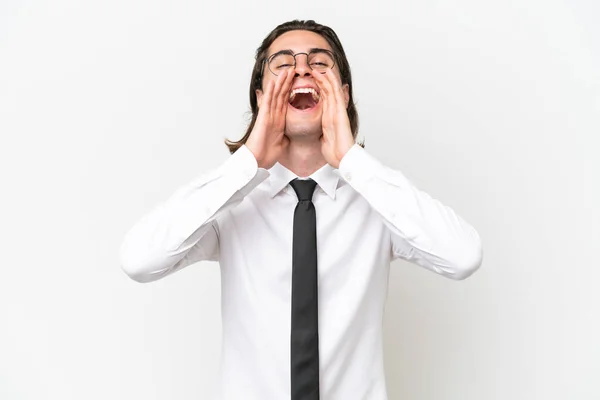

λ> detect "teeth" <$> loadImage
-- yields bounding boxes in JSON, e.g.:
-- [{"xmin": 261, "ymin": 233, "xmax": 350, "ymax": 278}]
[{"xmin": 289, "ymin": 87, "xmax": 320, "ymax": 103}]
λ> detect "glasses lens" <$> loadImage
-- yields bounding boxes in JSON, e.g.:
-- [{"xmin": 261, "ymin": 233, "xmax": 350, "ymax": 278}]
[
  {"xmin": 308, "ymin": 51, "xmax": 335, "ymax": 72},
  {"xmin": 269, "ymin": 53, "xmax": 295, "ymax": 74}
]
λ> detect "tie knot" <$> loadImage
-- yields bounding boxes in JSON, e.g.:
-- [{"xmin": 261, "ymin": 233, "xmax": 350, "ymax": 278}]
[{"xmin": 289, "ymin": 178, "xmax": 318, "ymax": 201}]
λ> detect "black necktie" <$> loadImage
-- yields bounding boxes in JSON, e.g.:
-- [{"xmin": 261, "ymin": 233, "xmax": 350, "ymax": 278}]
[{"xmin": 289, "ymin": 178, "xmax": 320, "ymax": 400}]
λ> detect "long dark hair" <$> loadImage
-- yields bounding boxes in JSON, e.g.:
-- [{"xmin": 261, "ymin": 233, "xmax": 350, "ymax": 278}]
[{"xmin": 225, "ymin": 20, "xmax": 359, "ymax": 154}]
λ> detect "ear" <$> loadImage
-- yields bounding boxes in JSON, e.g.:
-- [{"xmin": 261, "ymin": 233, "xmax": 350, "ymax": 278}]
[
  {"xmin": 342, "ymin": 83, "xmax": 350, "ymax": 108},
  {"xmin": 256, "ymin": 89, "xmax": 264, "ymax": 108}
]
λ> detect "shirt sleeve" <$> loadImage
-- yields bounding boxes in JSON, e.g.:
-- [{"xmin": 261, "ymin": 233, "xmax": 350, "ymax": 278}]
[
  {"xmin": 338, "ymin": 144, "xmax": 483, "ymax": 280},
  {"xmin": 119, "ymin": 145, "xmax": 269, "ymax": 283}
]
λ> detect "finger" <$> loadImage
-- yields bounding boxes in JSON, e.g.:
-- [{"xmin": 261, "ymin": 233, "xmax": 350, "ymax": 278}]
[
  {"xmin": 277, "ymin": 69, "xmax": 294, "ymax": 113},
  {"xmin": 311, "ymin": 72, "xmax": 330, "ymax": 115},
  {"xmin": 315, "ymin": 72, "xmax": 339, "ymax": 117},
  {"xmin": 270, "ymin": 69, "xmax": 289, "ymax": 113},
  {"xmin": 313, "ymin": 71, "xmax": 334, "ymax": 115},
  {"xmin": 312, "ymin": 70, "xmax": 331, "ymax": 97},
  {"xmin": 323, "ymin": 69, "xmax": 346, "ymax": 106},
  {"xmin": 260, "ymin": 79, "xmax": 275, "ymax": 114}
]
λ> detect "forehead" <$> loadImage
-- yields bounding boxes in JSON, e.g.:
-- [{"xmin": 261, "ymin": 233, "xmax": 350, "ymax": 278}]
[{"xmin": 268, "ymin": 30, "xmax": 332, "ymax": 55}]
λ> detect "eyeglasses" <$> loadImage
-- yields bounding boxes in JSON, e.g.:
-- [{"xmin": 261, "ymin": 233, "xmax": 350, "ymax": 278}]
[{"xmin": 264, "ymin": 49, "xmax": 336, "ymax": 77}]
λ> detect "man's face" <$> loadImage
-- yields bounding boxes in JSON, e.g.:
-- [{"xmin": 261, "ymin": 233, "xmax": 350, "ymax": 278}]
[{"xmin": 257, "ymin": 30, "xmax": 349, "ymax": 140}]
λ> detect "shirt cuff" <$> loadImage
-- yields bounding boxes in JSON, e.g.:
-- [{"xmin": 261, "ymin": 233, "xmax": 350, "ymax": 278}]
[
  {"xmin": 337, "ymin": 144, "xmax": 381, "ymax": 192},
  {"xmin": 221, "ymin": 144, "xmax": 270, "ymax": 194}
]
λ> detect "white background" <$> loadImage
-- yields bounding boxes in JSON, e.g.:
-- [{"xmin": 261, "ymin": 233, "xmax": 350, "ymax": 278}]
[{"xmin": 1, "ymin": 0, "xmax": 598, "ymax": 399}]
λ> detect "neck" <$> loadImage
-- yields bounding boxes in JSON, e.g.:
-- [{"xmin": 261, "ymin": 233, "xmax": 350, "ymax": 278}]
[{"xmin": 278, "ymin": 137, "xmax": 326, "ymax": 178}]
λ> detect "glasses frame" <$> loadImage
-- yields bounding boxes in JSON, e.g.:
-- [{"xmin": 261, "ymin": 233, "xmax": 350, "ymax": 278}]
[{"xmin": 263, "ymin": 48, "xmax": 337, "ymax": 77}]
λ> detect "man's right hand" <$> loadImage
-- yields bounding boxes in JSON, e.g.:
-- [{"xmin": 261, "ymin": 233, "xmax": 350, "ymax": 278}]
[{"xmin": 246, "ymin": 69, "xmax": 294, "ymax": 170}]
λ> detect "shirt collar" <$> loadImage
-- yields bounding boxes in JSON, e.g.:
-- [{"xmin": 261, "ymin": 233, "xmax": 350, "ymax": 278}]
[{"xmin": 268, "ymin": 162, "xmax": 340, "ymax": 200}]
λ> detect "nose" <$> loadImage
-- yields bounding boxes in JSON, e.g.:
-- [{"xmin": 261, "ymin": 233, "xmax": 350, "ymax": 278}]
[{"xmin": 294, "ymin": 54, "xmax": 312, "ymax": 78}]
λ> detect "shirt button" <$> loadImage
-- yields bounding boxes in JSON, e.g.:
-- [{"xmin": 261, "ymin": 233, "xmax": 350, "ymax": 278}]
[{"xmin": 345, "ymin": 173, "xmax": 352, "ymax": 181}]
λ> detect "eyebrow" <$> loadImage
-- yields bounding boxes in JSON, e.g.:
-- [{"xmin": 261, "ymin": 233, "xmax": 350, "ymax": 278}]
[{"xmin": 267, "ymin": 47, "xmax": 331, "ymax": 59}]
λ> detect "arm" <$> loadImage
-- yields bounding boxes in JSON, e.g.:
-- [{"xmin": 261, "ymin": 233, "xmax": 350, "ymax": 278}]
[
  {"xmin": 119, "ymin": 145, "xmax": 268, "ymax": 283},
  {"xmin": 121, "ymin": 69, "xmax": 295, "ymax": 283},
  {"xmin": 338, "ymin": 145, "xmax": 482, "ymax": 280},
  {"xmin": 312, "ymin": 70, "xmax": 482, "ymax": 280}
]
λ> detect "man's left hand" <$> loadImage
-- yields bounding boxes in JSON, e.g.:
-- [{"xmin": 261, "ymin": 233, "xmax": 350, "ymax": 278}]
[{"xmin": 312, "ymin": 70, "xmax": 355, "ymax": 169}]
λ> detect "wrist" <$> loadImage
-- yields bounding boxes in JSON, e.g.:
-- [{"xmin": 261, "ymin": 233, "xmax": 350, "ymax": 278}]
[
  {"xmin": 336, "ymin": 140, "xmax": 355, "ymax": 167},
  {"xmin": 246, "ymin": 143, "xmax": 273, "ymax": 169},
  {"xmin": 337, "ymin": 142, "xmax": 356, "ymax": 169},
  {"xmin": 245, "ymin": 140, "xmax": 262, "ymax": 164}
]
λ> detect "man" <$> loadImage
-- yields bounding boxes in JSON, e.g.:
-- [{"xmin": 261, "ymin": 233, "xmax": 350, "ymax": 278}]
[{"xmin": 120, "ymin": 19, "xmax": 482, "ymax": 400}]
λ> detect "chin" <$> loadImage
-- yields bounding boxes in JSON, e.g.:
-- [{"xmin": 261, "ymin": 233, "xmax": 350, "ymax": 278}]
[
  {"xmin": 285, "ymin": 105, "xmax": 322, "ymax": 139},
  {"xmin": 285, "ymin": 121, "xmax": 322, "ymax": 139}
]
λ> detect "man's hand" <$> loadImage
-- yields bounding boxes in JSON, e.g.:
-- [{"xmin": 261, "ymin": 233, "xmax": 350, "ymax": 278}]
[
  {"xmin": 246, "ymin": 69, "xmax": 294, "ymax": 169},
  {"xmin": 313, "ymin": 70, "xmax": 355, "ymax": 169}
]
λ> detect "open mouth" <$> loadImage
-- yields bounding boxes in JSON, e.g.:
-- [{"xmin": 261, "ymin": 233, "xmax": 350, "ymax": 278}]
[{"xmin": 288, "ymin": 87, "xmax": 320, "ymax": 111}]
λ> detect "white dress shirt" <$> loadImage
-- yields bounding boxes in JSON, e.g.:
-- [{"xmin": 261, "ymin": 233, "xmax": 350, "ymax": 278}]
[{"xmin": 120, "ymin": 144, "xmax": 483, "ymax": 400}]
